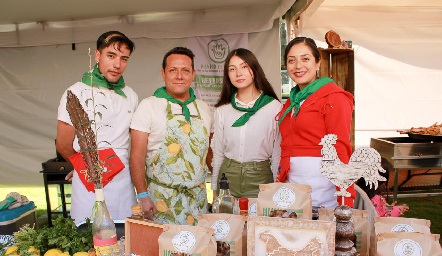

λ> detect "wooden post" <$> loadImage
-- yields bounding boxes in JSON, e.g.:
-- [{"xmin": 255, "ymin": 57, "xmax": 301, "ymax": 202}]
[{"xmin": 334, "ymin": 205, "xmax": 357, "ymax": 256}]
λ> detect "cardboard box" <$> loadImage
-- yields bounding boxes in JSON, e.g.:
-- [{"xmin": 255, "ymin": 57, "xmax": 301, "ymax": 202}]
[{"xmin": 125, "ymin": 218, "xmax": 164, "ymax": 256}]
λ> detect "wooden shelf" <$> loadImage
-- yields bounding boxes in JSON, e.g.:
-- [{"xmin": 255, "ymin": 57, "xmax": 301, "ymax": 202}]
[{"xmin": 319, "ymin": 48, "xmax": 355, "ymax": 150}]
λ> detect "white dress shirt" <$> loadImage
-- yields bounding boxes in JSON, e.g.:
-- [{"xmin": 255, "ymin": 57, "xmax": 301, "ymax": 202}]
[{"xmin": 210, "ymin": 94, "xmax": 282, "ymax": 190}]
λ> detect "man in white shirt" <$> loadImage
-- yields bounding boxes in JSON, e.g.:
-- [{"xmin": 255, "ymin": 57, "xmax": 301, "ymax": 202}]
[
  {"xmin": 56, "ymin": 31, "xmax": 138, "ymax": 224},
  {"xmin": 130, "ymin": 47, "xmax": 212, "ymax": 225}
]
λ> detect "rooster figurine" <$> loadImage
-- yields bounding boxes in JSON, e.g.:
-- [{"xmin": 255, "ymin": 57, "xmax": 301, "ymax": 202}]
[{"xmin": 319, "ymin": 134, "xmax": 386, "ymax": 201}]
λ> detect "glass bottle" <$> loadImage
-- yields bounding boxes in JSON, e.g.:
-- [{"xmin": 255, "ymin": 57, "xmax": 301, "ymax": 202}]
[
  {"xmin": 212, "ymin": 173, "xmax": 239, "ymax": 214},
  {"xmin": 239, "ymin": 197, "xmax": 249, "ymax": 216},
  {"xmin": 91, "ymin": 188, "xmax": 118, "ymax": 255},
  {"xmin": 130, "ymin": 203, "xmax": 144, "ymax": 219}
]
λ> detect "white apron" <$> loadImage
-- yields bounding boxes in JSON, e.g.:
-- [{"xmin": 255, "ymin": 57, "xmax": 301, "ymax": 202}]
[
  {"xmin": 287, "ymin": 156, "xmax": 338, "ymax": 208},
  {"xmin": 70, "ymin": 148, "xmax": 136, "ymax": 224}
]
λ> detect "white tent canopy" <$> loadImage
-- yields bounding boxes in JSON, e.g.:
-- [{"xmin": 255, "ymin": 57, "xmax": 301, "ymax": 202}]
[{"xmin": 1, "ymin": 0, "xmax": 295, "ymax": 47}]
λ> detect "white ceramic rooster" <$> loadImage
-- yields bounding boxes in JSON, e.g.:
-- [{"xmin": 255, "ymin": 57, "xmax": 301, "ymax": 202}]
[{"xmin": 319, "ymin": 134, "xmax": 386, "ymax": 201}]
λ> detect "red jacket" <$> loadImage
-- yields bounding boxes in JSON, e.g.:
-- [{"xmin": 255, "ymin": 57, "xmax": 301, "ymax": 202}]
[{"xmin": 277, "ymin": 82, "xmax": 355, "ymax": 207}]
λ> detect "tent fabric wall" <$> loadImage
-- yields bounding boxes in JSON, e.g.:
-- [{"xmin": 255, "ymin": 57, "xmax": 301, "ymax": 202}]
[
  {"xmin": 0, "ymin": 21, "xmax": 281, "ymax": 186},
  {"xmin": 0, "ymin": 0, "xmax": 295, "ymax": 47},
  {"xmin": 300, "ymin": 1, "xmax": 442, "ymax": 146}
]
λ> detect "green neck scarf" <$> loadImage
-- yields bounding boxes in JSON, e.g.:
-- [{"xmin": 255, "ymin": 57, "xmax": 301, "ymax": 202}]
[
  {"xmin": 278, "ymin": 77, "xmax": 333, "ymax": 125},
  {"xmin": 153, "ymin": 86, "xmax": 196, "ymax": 122},
  {"xmin": 81, "ymin": 64, "xmax": 127, "ymax": 98},
  {"xmin": 231, "ymin": 93, "xmax": 275, "ymax": 127}
]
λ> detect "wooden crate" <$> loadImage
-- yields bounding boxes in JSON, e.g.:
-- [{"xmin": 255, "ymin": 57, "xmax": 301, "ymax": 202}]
[
  {"xmin": 319, "ymin": 48, "xmax": 355, "ymax": 150},
  {"xmin": 125, "ymin": 218, "xmax": 164, "ymax": 256}
]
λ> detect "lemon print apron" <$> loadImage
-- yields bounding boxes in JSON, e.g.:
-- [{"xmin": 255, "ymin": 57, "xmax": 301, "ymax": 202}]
[{"xmin": 146, "ymin": 101, "xmax": 209, "ymax": 225}]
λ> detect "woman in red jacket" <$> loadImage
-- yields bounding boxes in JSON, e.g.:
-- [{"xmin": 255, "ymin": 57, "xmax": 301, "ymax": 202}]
[{"xmin": 276, "ymin": 37, "xmax": 355, "ymax": 208}]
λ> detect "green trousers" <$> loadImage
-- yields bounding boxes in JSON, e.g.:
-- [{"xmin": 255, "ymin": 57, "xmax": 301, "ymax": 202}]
[{"xmin": 217, "ymin": 158, "xmax": 273, "ymax": 198}]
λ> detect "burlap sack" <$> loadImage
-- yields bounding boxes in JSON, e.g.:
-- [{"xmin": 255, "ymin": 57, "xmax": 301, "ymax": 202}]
[
  {"xmin": 198, "ymin": 213, "xmax": 247, "ymax": 256},
  {"xmin": 318, "ymin": 208, "xmax": 370, "ymax": 256},
  {"xmin": 257, "ymin": 183, "xmax": 312, "ymax": 219},
  {"xmin": 158, "ymin": 224, "xmax": 217, "ymax": 256},
  {"xmin": 376, "ymin": 232, "xmax": 442, "ymax": 256},
  {"xmin": 374, "ymin": 217, "xmax": 431, "ymax": 234}
]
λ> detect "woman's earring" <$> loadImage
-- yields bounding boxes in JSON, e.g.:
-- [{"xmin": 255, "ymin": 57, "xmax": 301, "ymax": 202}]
[{"xmin": 316, "ymin": 69, "xmax": 320, "ymax": 78}]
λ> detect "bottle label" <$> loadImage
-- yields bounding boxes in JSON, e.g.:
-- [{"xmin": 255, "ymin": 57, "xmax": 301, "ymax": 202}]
[
  {"xmin": 93, "ymin": 235, "xmax": 118, "ymax": 246},
  {"xmin": 94, "ymin": 243, "xmax": 119, "ymax": 256},
  {"xmin": 211, "ymin": 220, "xmax": 230, "ymax": 240},
  {"xmin": 391, "ymin": 224, "xmax": 414, "ymax": 232},
  {"xmin": 272, "ymin": 187, "xmax": 296, "ymax": 208},
  {"xmin": 172, "ymin": 230, "xmax": 196, "ymax": 252},
  {"xmin": 394, "ymin": 239, "xmax": 422, "ymax": 256}
]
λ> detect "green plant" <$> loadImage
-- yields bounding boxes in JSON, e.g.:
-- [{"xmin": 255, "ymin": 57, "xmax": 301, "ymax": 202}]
[
  {"xmin": 13, "ymin": 216, "xmax": 93, "ymax": 255},
  {"xmin": 0, "ymin": 236, "xmax": 14, "ymax": 255},
  {"xmin": 12, "ymin": 225, "xmax": 38, "ymax": 256}
]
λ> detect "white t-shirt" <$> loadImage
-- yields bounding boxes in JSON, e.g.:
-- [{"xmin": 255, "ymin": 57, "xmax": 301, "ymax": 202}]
[
  {"xmin": 130, "ymin": 96, "xmax": 213, "ymax": 162},
  {"xmin": 58, "ymin": 82, "xmax": 138, "ymax": 160},
  {"xmin": 210, "ymin": 96, "xmax": 282, "ymax": 190},
  {"xmin": 57, "ymin": 82, "xmax": 138, "ymax": 224}
]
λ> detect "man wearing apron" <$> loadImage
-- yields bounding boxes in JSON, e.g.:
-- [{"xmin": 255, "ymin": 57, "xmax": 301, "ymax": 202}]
[
  {"xmin": 130, "ymin": 47, "xmax": 212, "ymax": 225},
  {"xmin": 56, "ymin": 31, "xmax": 138, "ymax": 224}
]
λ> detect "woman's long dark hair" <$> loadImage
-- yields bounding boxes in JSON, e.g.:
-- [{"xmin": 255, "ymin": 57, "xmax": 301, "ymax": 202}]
[{"xmin": 215, "ymin": 48, "xmax": 279, "ymax": 107}]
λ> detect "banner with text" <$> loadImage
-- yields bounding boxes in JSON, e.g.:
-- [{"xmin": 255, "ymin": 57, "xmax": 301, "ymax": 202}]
[{"xmin": 188, "ymin": 34, "xmax": 248, "ymax": 110}]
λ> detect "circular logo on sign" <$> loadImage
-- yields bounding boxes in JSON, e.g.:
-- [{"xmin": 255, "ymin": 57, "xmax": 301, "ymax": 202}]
[
  {"xmin": 211, "ymin": 220, "xmax": 230, "ymax": 240},
  {"xmin": 249, "ymin": 202, "xmax": 257, "ymax": 216},
  {"xmin": 273, "ymin": 187, "xmax": 296, "ymax": 208},
  {"xmin": 394, "ymin": 239, "xmax": 422, "ymax": 256},
  {"xmin": 207, "ymin": 38, "xmax": 229, "ymax": 63},
  {"xmin": 391, "ymin": 224, "xmax": 415, "ymax": 232},
  {"xmin": 172, "ymin": 230, "xmax": 196, "ymax": 252}
]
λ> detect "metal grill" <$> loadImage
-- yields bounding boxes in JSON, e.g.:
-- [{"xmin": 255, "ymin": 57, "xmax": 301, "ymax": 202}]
[{"xmin": 370, "ymin": 137, "xmax": 442, "ymax": 201}]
